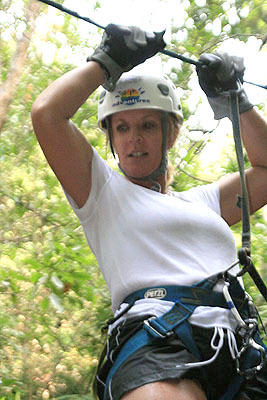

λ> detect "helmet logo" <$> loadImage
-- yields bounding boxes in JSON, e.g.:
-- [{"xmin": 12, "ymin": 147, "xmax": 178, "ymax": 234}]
[
  {"xmin": 121, "ymin": 88, "xmax": 140, "ymax": 103},
  {"xmin": 112, "ymin": 87, "xmax": 150, "ymax": 107}
]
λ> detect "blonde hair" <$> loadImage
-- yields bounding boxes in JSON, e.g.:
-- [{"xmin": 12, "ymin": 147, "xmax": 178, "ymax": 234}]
[
  {"xmin": 167, "ymin": 113, "xmax": 183, "ymax": 185},
  {"xmin": 168, "ymin": 113, "xmax": 183, "ymax": 148}
]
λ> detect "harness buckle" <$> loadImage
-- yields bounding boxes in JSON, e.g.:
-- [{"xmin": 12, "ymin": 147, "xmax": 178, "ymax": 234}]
[{"xmin": 143, "ymin": 317, "xmax": 173, "ymax": 339}]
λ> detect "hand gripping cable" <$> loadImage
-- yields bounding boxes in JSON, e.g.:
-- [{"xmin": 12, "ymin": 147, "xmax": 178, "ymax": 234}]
[{"xmin": 36, "ymin": 0, "xmax": 267, "ymax": 90}]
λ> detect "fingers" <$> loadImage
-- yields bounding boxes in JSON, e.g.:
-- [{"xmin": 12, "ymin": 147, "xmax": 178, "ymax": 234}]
[
  {"xmin": 89, "ymin": 23, "xmax": 166, "ymax": 91},
  {"xmin": 198, "ymin": 53, "xmax": 222, "ymax": 69}
]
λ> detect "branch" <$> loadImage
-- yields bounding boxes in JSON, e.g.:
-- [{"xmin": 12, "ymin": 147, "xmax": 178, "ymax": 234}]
[
  {"xmin": 0, "ymin": 189, "xmax": 61, "ymax": 227},
  {"xmin": 177, "ymin": 165, "xmax": 213, "ymax": 184},
  {"xmin": 201, "ymin": 33, "xmax": 262, "ymax": 54},
  {"xmin": 0, "ymin": 0, "xmax": 42, "ymax": 132}
]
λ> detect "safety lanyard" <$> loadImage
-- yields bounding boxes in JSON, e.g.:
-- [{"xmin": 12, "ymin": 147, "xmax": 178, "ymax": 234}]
[
  {"xmin": 230, "ymin": 88, "xmax": 251, "ymax": 252},
  {"xmin": 229, "ymin": 89, "xmax": 267, "ymax": 302}
]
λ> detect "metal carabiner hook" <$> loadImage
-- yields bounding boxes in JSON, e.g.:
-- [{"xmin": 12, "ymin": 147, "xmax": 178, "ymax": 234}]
[
  {"xmin": 236, "ymin": 337, "xmax": 266, "ymax": 378},
  {"xmin": 223, "ymin": 282, "xmax": 267, "ymax": 377}
]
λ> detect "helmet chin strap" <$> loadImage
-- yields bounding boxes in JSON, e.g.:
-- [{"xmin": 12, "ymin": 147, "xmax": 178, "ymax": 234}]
[
  {"xmin": 118, "ymin": 155, "xmax": 167, "ymax": 192},
  {"xmin": 108, "ymin": 112, "xmax": 169, "ymax": 193}
]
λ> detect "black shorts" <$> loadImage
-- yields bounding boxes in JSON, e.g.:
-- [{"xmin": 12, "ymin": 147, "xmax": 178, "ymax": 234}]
[{"xmin": 95, "ymin": 316, "xmax": 267, "ymax": 400}]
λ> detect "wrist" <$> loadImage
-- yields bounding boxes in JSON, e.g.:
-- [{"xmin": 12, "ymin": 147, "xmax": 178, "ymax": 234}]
[
  {"xmin": 207, "ymin": 87, "xmax": 253, "ymax": 120},
  {"xmin": 88, "ymin": 50, "xmax": 124, "ymax": 91},
  {"xmin": 87, "ymin": 59, "xmax": 108, "ymax": 80}
]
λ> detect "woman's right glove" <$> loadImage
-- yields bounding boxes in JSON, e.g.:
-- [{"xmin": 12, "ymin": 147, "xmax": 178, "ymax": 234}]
[
  {"xmin": 88, "ymin": 24, "xmax": 166, "ymax": 91},
  {"xmin": 196, "ymin": 52, "xmax": 253, "ymax": 120}
]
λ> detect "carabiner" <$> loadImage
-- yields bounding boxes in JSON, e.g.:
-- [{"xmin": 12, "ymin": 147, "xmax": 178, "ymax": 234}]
[{"xmin": 236, "ymin": 337, "xmax": 266, "ymax": 378}]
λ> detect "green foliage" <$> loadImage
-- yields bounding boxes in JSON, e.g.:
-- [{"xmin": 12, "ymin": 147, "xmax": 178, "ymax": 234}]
[
  {"xmin": 170, "ymin": 0, "xmax": 267, "ymax": 56},
  {"xmin": 0, "ymin": 0, "xmax": 266, "ymax": 398}
]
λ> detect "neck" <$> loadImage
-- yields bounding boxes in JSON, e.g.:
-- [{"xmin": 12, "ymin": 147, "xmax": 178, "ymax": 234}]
[
  {"xmin": 118, "ymin": 149, "xmax": 169, "ymax": 194},
  {"xmin": 126, "ymin": 174, "xmax": 168, "ymax": 194}
]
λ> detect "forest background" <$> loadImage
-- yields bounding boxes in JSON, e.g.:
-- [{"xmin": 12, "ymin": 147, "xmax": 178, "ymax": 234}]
[{"xmin": 0, "ymin": 0, "xmax": 267, "ymax": 398}]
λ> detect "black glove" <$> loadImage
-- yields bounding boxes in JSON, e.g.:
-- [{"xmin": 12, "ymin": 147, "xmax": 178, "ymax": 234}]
[
  {"xmin": 196, "ymin": 52, "xmax": 253, "ymax": 119},
  {"xmin": 88, "ymin": 24, "xmax": 166, "ymax": 91}
]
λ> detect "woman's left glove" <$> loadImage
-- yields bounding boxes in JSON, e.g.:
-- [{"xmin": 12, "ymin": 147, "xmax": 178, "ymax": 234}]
[
  {"xmin": 88, "ymin": 24, "xmax": 166, "ymax": 91},
  {"xmin": 196, "ymin": 52, "xmax": 253, "ymax": 120}
]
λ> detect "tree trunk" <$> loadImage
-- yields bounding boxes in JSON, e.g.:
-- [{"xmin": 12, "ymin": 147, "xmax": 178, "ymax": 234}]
[{"xmin": 0, "ymin": 0, "xmax": 42, "ymax": 133}]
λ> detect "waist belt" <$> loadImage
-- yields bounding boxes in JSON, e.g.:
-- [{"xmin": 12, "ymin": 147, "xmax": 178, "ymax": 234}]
[{"xmin": 123, "ymin": 283, "xmax": 245, "ymax": 311}]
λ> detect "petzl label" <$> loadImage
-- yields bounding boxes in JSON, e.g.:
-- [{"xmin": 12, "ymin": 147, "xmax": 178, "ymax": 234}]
[{"xmin": 144, "ymin": 288, "xmax": 167, "ymax": 299}]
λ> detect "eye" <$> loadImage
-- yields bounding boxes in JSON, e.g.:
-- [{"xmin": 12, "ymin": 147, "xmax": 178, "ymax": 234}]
[
  {"xmin": 115, "ymin": 123, "xmax": 129, "ymax": 133},
  {"xmin": 142, "ymin": 120, "xmax": 158, "ymax": 130}
]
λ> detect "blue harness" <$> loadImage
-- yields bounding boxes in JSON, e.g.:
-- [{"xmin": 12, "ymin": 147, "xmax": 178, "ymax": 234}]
[{"xmin": 103, "ymin": 273, "xmax": 266, "ymax": 400}]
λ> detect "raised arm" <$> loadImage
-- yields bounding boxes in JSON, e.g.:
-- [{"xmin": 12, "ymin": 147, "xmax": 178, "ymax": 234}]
[
  {"xmin": 196, "ymin": 52, "xmax": 267, "ymax": 226},
  {"xmin": 31, "ymin": 61, "xmax": 105, "ymax": 208},
  {"xmin": 219, "ymin": 108, "xmax": 267, "ymax": 226},
  {"xmin": 31, "ymin": 24, "xmax": 166, "ymax": 208}
]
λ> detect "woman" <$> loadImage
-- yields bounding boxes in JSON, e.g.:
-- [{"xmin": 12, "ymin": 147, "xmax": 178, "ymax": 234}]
[{"xmin": 31, "ymin": 24, "xmax": 267, "ymax": 400}]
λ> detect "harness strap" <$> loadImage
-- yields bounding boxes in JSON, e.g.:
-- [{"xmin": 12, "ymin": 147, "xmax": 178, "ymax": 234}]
[
  {"xmin": 103, "ymin": 275, "xmax": 266, "ymax": 400},
  {"xmin": 103, "ymin": 277, "xmax": 239, "ymax": 399},
  {"xmin": 144, "ymin": 301, "xmax": 202, "ymax": 358},
  {"xmin": 124, "ymin": 283, "xmax": 245, "ymax": 311},
  {"xmin": 103, "ymin": 304, "xmax": 200, "ymax": 399}
]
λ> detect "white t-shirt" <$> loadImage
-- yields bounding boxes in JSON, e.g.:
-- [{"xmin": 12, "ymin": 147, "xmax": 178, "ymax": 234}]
[{"xmin": 65, "ymin": 148, "xmax": 239, "ymax": 331}]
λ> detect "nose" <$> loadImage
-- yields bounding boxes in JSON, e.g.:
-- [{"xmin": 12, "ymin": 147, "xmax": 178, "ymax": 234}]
[{"xmin": 129, "ymin": 128, "xmax": 143, "ymax": 143}]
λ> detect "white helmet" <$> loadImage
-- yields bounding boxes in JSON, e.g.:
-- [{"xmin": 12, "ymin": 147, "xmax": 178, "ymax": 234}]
[{"xmin": 98, "ymin": 72, "xmax": 183, "ymax": 131}]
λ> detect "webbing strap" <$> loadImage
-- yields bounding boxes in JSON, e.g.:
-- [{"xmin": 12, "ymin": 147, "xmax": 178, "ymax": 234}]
[
  {"xmin": 219, "ymin": 375, "xmax": 244, "ymax": 400},
  {"xmin": 103, "ymin": 329, "xmax": 152, "ymax": 399},
  {"xmin": 103, "ymin": 274, "xmax": 256, "ymax": 399},
  {"xmin": 103, "ymin": 277, "xmax": 249, "ymax": 398},
  {"xmin": 230, "ymin": 89, "xmax": 267, "ymax": 302},
  {"xmin": 103, "ymin": 297, "xmax": 240, "ymax": 400},
  {"xmin": 103, "ymin": 300, "xmax": 200, "ymax": 399},
  {"xmin": 144, "ymin": 300, "xmax": 202, "ymax": 359},
  {"xmin": 103, "ymin": 279, "xmax": 234, "ymax": 399},
  {"xmin": 230, "ymin": 89, "xmax": 251, "ymax": 251},
  {"xmin": 123, "ymin": 284, "xmax": 245, "ymax": 311}
]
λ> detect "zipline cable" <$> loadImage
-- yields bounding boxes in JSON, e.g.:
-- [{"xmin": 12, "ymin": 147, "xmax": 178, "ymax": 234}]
[
  {"xmin": 37, "ymin": 0, "xmax": 267, "ymax": 90},
  {"xmin": 37, "ymin": 0, "xmax": 106, "ymax": 29}
]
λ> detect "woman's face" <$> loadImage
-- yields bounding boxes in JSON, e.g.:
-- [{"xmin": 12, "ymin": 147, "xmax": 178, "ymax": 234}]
[{"xmin": 111, "ymin": 109, "xmax": 164, "ymax": 179}]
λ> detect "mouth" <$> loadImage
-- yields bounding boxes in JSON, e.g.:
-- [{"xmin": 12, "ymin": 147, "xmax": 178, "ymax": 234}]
[{"xmin": 128, "ymin": 152, "xmax": 148, "ymax": 158}]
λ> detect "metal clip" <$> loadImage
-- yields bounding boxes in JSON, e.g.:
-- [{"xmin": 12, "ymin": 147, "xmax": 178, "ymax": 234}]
[
  {"xmin": 236, "ymin": 337, "xmax": 266, "ymax": 378},
  {"xmin": 223, "ymin": 281, "xmax": 266, "ymax": 377},
  {"xmin": 143, "ymin": 317, "xmax": 172, "ymax": 339}
]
